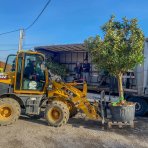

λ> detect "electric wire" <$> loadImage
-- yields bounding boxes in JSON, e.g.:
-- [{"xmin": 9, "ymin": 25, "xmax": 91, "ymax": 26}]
[
  {"xmin": 0, "ymin": 0, "xmax": 52, "ymax": 36},
  {"xmin": 0, "ymin": 49, "xmax": 18, "ymax": 51},
  {"xmin": 25, "ymin": 0, "xmax": 52, "ymax": 31},
  {"xmin": 0, "ymin": 29, "xmax": 20, "ymax": 36}
]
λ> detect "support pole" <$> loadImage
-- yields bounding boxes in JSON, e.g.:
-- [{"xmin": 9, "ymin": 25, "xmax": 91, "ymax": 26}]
[{"xmin": 18, "ymin": 29, "xmax": 24, "ymax": 52}]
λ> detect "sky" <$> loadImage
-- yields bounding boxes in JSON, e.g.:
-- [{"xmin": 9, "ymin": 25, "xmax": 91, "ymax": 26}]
[{"xmin": 0, "ymin": 0, "xmax": 148, "ymax": 61}]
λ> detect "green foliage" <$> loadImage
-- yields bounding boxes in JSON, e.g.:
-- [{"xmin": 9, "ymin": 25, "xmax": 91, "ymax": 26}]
[
  {"xmin": 85, "ymin": 16, "xmax": 144, "ymax": 76},
  {"xmin": 85, "ymin": 16, "xmax": 144, "ymax": 100},
  {"xmin": 45, "ymin": 56, "xmax": 67, "ymax": 77}
]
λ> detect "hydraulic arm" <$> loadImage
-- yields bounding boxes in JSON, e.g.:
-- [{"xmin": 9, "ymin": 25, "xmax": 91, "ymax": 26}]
[{"xmin": 48, "ymin": 81, "xmax": 102, "ymax": 120}]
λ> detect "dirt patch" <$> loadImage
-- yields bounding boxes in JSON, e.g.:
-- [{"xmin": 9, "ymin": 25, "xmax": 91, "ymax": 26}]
[{"xmin": 0, "ymin": 114, "xmax": 147, "ymax": 148}]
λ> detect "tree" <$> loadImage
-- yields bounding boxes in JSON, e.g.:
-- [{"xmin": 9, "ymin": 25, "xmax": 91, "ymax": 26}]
[{"xmin": 85, "ymin": 16, "xmax": 144, "ymax": 103}]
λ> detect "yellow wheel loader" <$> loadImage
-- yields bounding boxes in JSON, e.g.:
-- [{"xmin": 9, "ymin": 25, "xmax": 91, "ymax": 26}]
[{"xmin": 0, "ymin": 50, "xmax": 103, "ymax": 127}]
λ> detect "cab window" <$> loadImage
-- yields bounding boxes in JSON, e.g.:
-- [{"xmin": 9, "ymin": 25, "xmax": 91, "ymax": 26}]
[{"xmin": 22, "ymin": 54, "xmax": 45, "ymax": 91}]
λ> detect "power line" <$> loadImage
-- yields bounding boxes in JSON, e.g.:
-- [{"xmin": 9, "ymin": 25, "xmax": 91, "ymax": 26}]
[
  {"xmin": 0, "ymin": 49, "xmax": 18, "ymax": 51},
  {"xmin": 0, "ymin": 0, "xmax": 52, "ymax": 36},
  {"xmin": 0, "ymin": 29, "xmax": 20, "ymax": 36},
  {"xmin": 25, "ymin": 0, "xmax": 52, "ymax": 31},
  {"xmin": 0, "ymin": 43, "xmax": 44, "ymax": 46}
]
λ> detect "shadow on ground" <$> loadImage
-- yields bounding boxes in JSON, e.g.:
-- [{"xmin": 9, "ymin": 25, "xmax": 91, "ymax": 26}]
[{"xmin": 19, "ymin": 112, "xmax": 148, "ymax": 139}]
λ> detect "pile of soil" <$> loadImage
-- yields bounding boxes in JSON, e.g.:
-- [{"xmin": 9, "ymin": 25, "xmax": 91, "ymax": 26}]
[{"xmin": 115, "ymin": 101, "xmax": 135, "ymax": 106}]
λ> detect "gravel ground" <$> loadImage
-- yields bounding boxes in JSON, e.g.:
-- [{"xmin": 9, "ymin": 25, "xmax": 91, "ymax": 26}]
[{"xmin": 0, "ymin": 114, "xmax": 147, "ymax": 148}]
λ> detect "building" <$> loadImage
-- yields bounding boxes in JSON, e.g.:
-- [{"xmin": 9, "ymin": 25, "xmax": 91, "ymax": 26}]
[{"xmin": 0, "ymin": 61, "xmax": 5, "ymax": 72}]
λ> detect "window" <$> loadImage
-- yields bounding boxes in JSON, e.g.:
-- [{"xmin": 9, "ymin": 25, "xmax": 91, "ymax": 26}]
[{"xmin": 22, "ymin": 54, "xmax": 45, "ymax": 91}]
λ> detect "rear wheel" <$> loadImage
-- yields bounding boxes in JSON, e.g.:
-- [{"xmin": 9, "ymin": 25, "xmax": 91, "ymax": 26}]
[
  {"xmin": 45, "ymin": 101, "xmax": 69, "ymax": 127},
  {"xmin": 0, "ymin": 98, "xmax": 21, "ymax": 126},
  {"xmin": 128, "ymin": 97, "xmax": 148, "ymax": 116}
]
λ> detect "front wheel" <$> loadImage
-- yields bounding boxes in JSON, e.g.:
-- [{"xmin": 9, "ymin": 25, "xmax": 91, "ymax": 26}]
[
  {"xmin": 45, "ymin": 101, "xmax": 69, "ymax": 127},
  {"xmin": 0, "ymin": 98, "xmax": 21, "ymax": 126}
]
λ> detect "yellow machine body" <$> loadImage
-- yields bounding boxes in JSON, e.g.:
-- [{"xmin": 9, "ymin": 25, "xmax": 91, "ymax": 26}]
[
  {"xmin": 48, "ymin": 81, "xmax": 100, "ymax": 120},
  {"xmin": 0, "ymin": 50, "xmax": 101, "ymax": 126}
]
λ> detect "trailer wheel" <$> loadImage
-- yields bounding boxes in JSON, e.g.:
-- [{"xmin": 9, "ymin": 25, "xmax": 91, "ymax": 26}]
[
  {"xmin": 0, "ymin": 98, "xmax": 21, "ymax": 126},
  {"xmin": 128, "ymin": 97, "xmax": 148, "ymax": 116},
  {"xmin": 45, "ymin": 101, "xmax": 69, "ymax": 127}
]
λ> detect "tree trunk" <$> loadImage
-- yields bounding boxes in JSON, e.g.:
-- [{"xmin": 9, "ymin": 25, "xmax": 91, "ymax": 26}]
[{"xmin": 117, "ymin": 73, "xmax": 124, "ymax": 98}]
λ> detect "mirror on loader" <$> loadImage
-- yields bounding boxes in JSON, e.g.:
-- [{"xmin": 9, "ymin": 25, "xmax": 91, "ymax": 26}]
[{"xmin": 14, "ymin": 51, "xmax": 47, "ymax": 93}]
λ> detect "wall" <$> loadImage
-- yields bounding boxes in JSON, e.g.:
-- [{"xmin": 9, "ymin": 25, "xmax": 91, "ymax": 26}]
[{"xmin": 59, "ymin": 52, "xmax": 87, "ymax": 72}]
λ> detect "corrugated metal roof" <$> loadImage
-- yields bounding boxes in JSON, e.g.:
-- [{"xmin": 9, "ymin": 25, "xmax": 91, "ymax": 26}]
[{"xmin": 35, "ymin": 43, "xmax": 86, "ymax": 52}]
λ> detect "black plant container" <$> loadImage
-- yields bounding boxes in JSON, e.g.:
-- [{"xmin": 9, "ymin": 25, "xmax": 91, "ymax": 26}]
[{"xmin": 109, "ymin": 103, "xmax": 135, "ymax": 122}]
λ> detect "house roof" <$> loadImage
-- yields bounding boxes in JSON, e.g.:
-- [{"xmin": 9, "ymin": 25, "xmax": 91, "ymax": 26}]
[{"xmin": 35, "ymin": 43, "xmax": 87, "ymax": 52}]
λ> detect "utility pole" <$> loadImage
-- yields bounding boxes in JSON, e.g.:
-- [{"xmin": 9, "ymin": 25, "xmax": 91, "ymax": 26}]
[{"xmin": 18, "ymin": 29, "xmax": 24, "ymax": 52}]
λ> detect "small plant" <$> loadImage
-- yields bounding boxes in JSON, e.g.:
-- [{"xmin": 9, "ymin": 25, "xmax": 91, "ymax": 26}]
[
  {"xmin": 45, "ymin": 56, "xmax": 68, "ymax": 78},
  {"xmin": 85, "ymin": 16, "xmax": 144, "ymax": 106}
]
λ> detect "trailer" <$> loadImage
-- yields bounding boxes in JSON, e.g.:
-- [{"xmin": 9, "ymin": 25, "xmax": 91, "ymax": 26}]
[
  {"xmin": 35, "ymin": 40, "xmax": 148, "ymax": 116},
  {"xmin": 124, "ymin": 39, "xmax": 148, "ymax": 116}
]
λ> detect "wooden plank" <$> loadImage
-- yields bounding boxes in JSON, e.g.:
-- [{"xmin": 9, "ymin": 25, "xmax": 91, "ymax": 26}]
[{"xmin": 108, "ymin": 121, "xmax": 135, "ymax": 129}]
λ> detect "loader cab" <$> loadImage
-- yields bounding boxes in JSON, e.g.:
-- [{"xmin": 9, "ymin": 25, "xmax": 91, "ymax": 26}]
[{"xmin": 13, "ymin": 51, "xmax": 47, "ymax": 94}]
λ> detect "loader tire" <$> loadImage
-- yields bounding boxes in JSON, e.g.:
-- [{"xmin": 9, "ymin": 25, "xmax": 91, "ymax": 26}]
[
  {"xmin": 45, "ymin": 101, "xmax": 69, "ymax": 127},
  {"xmin": 0, "ymin": 98, "xmax": 21, "ymax": 126}
]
